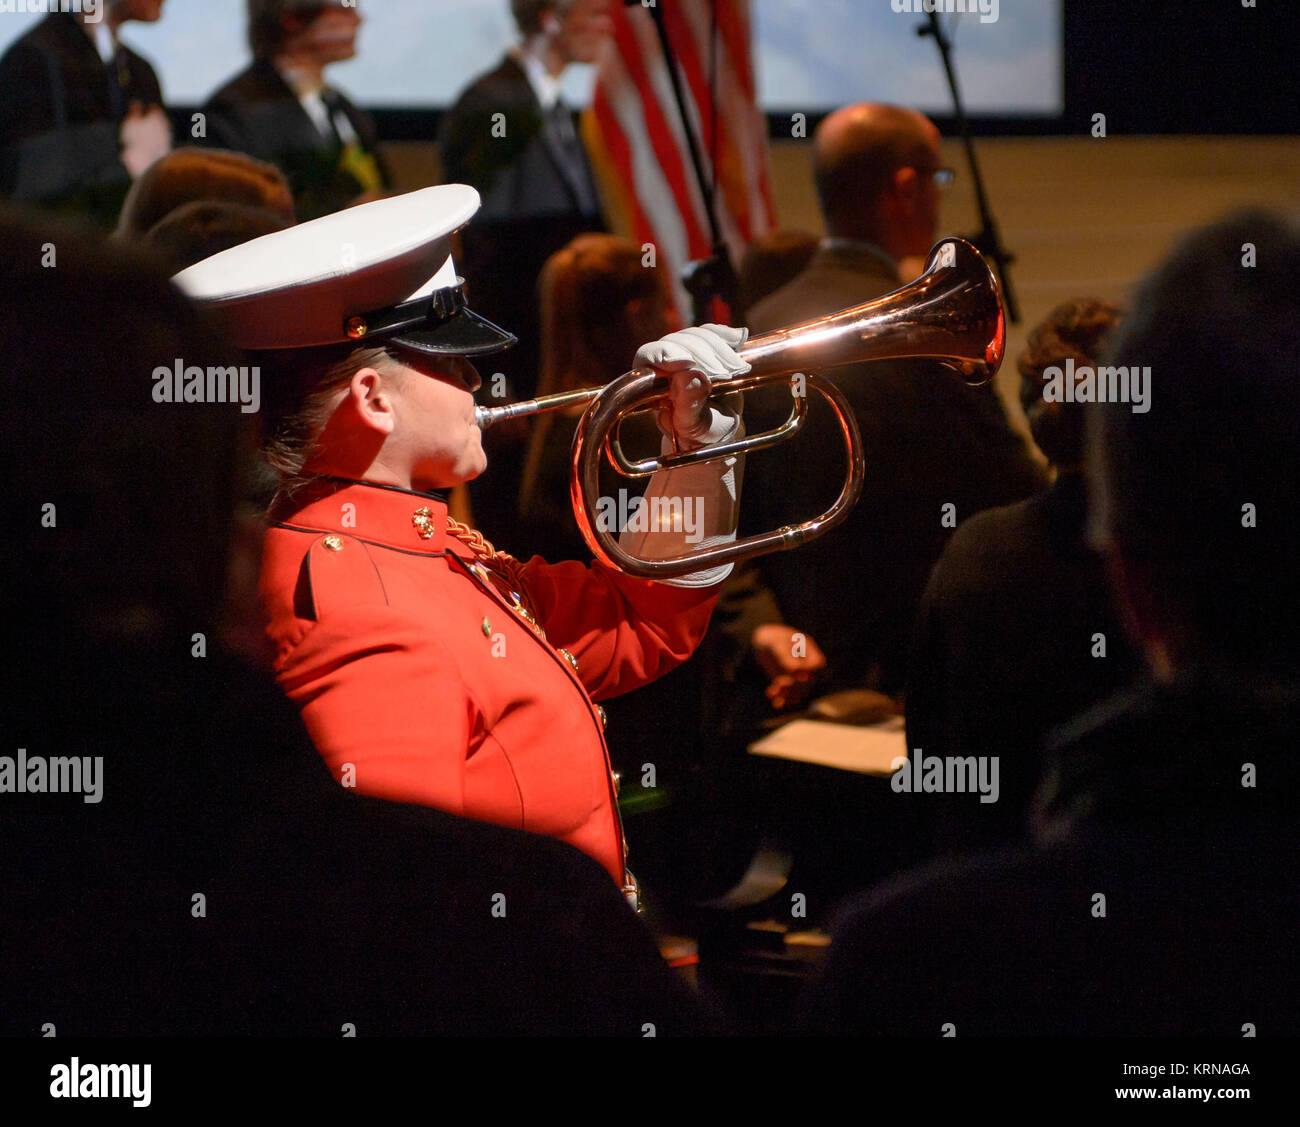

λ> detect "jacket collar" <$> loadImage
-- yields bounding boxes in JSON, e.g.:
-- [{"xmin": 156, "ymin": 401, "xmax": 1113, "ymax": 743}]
[
  {"xmin": 56, "ymin": 10, "xmax": 117, "ymax": 65},
  {"xmin": 509, "ymin": 44, "xmax": 562, "ymax": 110},
  {"xmin": 269, "ymin": 477, "xmax": 451, "ymax": 554}
]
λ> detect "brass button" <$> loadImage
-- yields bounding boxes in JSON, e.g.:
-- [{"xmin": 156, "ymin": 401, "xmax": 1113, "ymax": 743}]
[
  {"xmin": 595, "ymin": 703, "xmax": 607, "ymax": 730},
  {"xmin": 481, "ymin": 617, "xmax": 492, "ymax": 637},
  {"xmin": 322, "ymin": 535, "xmax": 344, "ymax": 552},
  {"xmin": 557, "ymin": 647, "xmax": 579, "ymax": 673},
  {"xmin": 612, "ymin": 770, "xmax": 622, "ymax": 796},
  {"xmin": 345, "ymin": 316, "xmax": 367, "ymax": 339}
]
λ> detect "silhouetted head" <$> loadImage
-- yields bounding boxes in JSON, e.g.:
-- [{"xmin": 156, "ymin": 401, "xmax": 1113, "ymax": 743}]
[
  {"xmin": 4, "ymin": 214, "xmax": 251, "ymax": 646},
  {"xmin": 139, "ymin": 201, "xmax": 290, "ymax": 274},
  {"xmin": 1018, "ymin": 298, "xmax": 1124, "ymax": 471},
  {"xmin": 537, "ymin": 232, "xmax": 673, "ymax": 397},
  {"xmin": 116, "ymin": 147, "xmax": 295, "ymax": 242},
  {"xmin": 1087, "ymin": 209, "xmax": 1300, "ymax": 681},
  {"xmin": 511, "ymin": 0, "xmax": 613, "ymax": 66},
  {"xmin": 248, "ymin": 0, "xmax": 362, "ymax": 65}
]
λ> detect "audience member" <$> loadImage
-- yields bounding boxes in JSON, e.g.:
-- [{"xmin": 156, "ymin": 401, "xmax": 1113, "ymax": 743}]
[
  {"xmin": 199, "ymin": 0, "xmax": 390, "ymax": 221},
  {"xmin": 903, "ymin": 299, "xmax": 1140, "ymax": 856},
  {"xmin": 517, "ymin": 232, "xmax": 673, "ymax": 562},
  {"xmin": 744, "ymin": 103, "xmax": 1045, "ymax": 699},
  {"xmin": 801, "ymin": 210, "xmax": 1300, "ymax": 1035},
  {"xmin": 0, "ymin": 0, "xmax": 171, "ymax": 227},
  {"xmin": 115, "ymin": 146, "xmax": 294, "ymax": 241},
  {"xmin": 0, "ymin": 211, "xmax": 708, "ymax": 1036}
]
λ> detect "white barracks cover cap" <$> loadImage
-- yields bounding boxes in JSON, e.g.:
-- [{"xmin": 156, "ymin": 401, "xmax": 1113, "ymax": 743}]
[{"xmin": 174, "ymin": 184, "xmax": 515, "ymax": 357}]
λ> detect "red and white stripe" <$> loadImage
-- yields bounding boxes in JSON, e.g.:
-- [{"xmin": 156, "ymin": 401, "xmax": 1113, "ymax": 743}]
[{"xmin": 583, "ymin": 0, "xmax": 776, "ymax": 321}]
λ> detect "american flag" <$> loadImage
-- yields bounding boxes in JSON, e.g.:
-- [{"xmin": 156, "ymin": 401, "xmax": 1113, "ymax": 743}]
[{"xmin": 582, "ymin": 0, "xmax": 776, "ymax": 321}]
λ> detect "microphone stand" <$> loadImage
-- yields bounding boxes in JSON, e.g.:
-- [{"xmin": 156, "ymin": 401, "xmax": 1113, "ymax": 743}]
[
  {"xmin": 631, "ymin": 0, "xmax": 740, "ymax": 324},
  {"xmin": 917, "ymin": 11, "xmax": 1019, "ymax": 323}
]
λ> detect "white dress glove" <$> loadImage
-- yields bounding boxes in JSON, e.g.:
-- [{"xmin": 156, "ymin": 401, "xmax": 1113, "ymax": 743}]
[
  {"xmin": 620, "ymin": 324, "xmax": 749, "ymax": 588},
  {"xmin": 634, "ymin": 323, "xmax": 749, "ymax": 450}
]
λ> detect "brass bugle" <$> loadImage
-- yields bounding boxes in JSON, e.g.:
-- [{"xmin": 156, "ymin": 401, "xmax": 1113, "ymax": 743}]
[{"xmin": 481, "ymin": 238, "xmax": 1006, "ymax": 579}]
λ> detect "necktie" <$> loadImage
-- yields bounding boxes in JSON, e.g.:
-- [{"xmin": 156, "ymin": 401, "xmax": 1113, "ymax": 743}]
[
  {"xmin": 546, "ymin": 100, "xmax": 598, "ymax": 216},
  {"xmin": 318, "ymin": 89, "xmax": 346, "ymax": 145}
]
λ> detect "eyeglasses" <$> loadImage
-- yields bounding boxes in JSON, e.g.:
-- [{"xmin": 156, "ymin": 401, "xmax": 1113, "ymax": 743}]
[{"xmin": 931, "ymin": 167, "xmax": 956, "ymax": 189}]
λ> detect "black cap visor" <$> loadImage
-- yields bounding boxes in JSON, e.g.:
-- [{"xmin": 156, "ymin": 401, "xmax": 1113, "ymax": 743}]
[{"xmin": 390, "ymin": 306, "xmax": 516, "ymax": 357}]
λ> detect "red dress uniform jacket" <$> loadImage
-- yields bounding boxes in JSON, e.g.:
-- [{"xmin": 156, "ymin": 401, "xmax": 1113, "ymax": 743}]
[{"xmin": 259, "ymin": 478, "xmax": 719, "ymax": 886}]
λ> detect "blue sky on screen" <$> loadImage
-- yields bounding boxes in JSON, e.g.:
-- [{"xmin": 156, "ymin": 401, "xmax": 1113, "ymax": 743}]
[
  {"xmin": 756, "ymin": 1, "xmax": 1061, "ymax": 114},
  {"xmin": 0, "ymin": 0, "xmax": 1060, "ymax": 113}
]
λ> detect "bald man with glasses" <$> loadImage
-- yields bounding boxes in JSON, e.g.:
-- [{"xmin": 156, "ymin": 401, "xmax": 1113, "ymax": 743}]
[{"xmin": 741, "ymin": 101, "xmax": 1043, "ymax": 741}]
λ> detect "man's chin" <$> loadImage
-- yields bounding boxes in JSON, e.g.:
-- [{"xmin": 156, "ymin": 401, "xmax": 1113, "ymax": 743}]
[{"xmin": 453, "ymin": 456, "xmax": 488, "ymax": 487}]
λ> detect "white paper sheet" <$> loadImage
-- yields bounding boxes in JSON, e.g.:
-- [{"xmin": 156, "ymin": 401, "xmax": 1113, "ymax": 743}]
[{"xmin": 748, "ymin": 717, "xmax": 908, "ymax": 777}]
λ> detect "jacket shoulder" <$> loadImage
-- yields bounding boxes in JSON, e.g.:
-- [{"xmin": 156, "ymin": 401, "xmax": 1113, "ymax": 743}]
[
  {"xmin": 13, "ymin": 13, "xmax": 76, "ymax": 52},
  {"xmin": 747, "ymin": 258, "xmax": 895, "ymax": 334},
  {"xmin": 269, "ymin": 529, "xmax": 390, "ymax": 623},
  {"xmin": 454, "ymin": 56, "xmax": 530, "ymax": 107},
  {"xmin": 441, "ymin": 57, "xmax": 530, "ymax": 137},
  {"xmin": 0, "ymin": 13, "xmax": 78, "ymax": 77},
  {"xmin": 203, "ymin": 61, "xmax": 281, "ymax": 108}
]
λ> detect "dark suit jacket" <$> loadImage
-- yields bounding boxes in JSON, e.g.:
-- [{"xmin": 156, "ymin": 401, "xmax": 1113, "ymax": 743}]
[
  {"xmin": 800, "ymin": 675, "xmax": 1300, "ymax": 1035},
  {"xmin": 903, "ymin": 471, "xmax": 1141, "ymax": 855},
  {"xmin": 742, "ymin": 241, "xmax": 1047, "ymax": 696},
  {"xmin": 439, "ymin": 53, "xmax": 602, "ymax": 225},
  {"xmin": 0, "ymin": 639, "xmax": 709, "ymax": 1036},
  {"xmin": 0, "ymin": 12, "xmax": 163, "ymax": 226},
  {"xmin": 200, "ymin": 60, "xmax": 390, "ymax": 221}
]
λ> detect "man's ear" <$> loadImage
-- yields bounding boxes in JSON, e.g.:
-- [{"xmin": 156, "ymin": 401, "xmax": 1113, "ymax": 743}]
[{"xmin": 347, "ymin": 366, "xmax": 398, "ymax": 436}]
